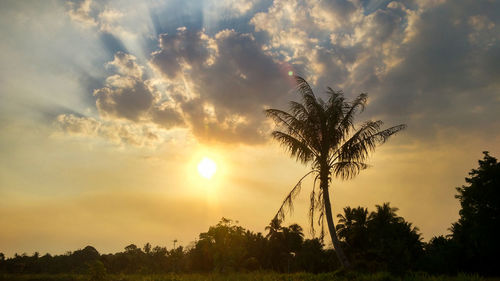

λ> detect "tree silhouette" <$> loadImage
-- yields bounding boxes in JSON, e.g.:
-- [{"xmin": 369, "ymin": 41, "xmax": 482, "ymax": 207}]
[
  {"xmin": 265, "ymin": 76, "xmax": 406, "ymax": 268},
  {"xmin": 336, "ymin": 206, "xmax": 370, "ymax": 256},
  {"xmin": 335, "ymin": 203, "xmax": 422, "ymax": 272},
  {"xmin": 451, "ymin": 151, "xmax": 500, "ymax": 274}
]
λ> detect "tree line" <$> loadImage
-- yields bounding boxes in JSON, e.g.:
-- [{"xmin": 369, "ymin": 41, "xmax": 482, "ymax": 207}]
[{"xmin": 0, "ymin": 151, "xmax": 498, "ymax": 275}]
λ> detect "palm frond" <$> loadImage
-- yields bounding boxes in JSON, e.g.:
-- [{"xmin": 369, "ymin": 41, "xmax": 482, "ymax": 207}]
[
  {"xmin": 295, "ymin": 76, "xmax": 324, "ymax": 118},
  {"xmin": 309, "ymin": 174, "xmax": 320, "ymax": 236},
  {"xmin": 288, "ymin": 101, "xmax": 309, "ymax": 122},
  {"xmin": 272, "ymin": 131, "xmax": 316, "ymax": 164},
  {"xmin": 273, "ymin": 170, "xmax": 316, "ymax": 222},
  {"xmin": 331, "ymin": 161, "xmax": 369, "ymax": 180},
  {"xmin": 265, "ymin": 108, "xmax": 305, "ymax": 136},
  {"xmin": 328, "ymin": 120, "xmax": 381, "ymax": 164},
  {"xmin": 332, "ymin": 122, "xmax": 406, "ymax": 165},
  {"xmin": 343, "ymin": 123, "xmax": 406, "ymax": 162},
  {"xmin": 266, "ymin": 109, "xmax": 320, "ymax": 155},
  {"xmin": 337, "ymin": 93, "xmax": 368, "ymax": 138}
]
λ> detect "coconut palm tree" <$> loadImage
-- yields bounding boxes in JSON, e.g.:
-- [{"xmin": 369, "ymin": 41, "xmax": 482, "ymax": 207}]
[
  {"xmin": 336, "ymin": 206, "xmax": 370, "ymax": 244},
  {"xmin": 265, "ymin": 76, "xmax": 406, "ymax": 268}
]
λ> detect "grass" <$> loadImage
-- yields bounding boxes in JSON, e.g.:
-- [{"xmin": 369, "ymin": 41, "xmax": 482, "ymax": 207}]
[{"xmin": 0, "ymin": 272, "xmax": 496, "ymax": 281}]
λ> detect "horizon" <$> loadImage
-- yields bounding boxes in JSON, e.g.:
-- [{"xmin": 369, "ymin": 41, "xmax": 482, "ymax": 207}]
[{"xmin": 1, "ymin": 0, "xmax": 500, "ymax": 258}]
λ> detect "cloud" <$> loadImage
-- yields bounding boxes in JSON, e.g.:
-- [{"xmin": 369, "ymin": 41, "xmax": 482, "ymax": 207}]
[
  {"xmin": 94, "ymin": 52, "xmax": 154, "ymax": 121},
  {"xmin": 151, "ymin": 28, "xmax": 294, "ymax": 144},
  {"xmin": 66, "ymin": 0, "xmax": 97, "ymax": 28},
  {"xmin": 366, "ymin": 0, "xmax": 500, "ymax": 132},
  {"xmin": 107, "ymin": 50, "xmax": 144, "ymax": 79},
  {"xmin": 93, "ymin": 52, "xmax": 184, "ymax": 130},
  {"xmin": 95, "ymin": 78, "xmax": 154, "ymax": 121},
  {"xmin": 55, "ymin": 114, "xmax": 162, "ymax": 147},
  {"xmin": 309, "ymin": 0, "xmax": 362, "ymax": 30},
  {"xmin": 66, "ymin": 0, "xmax": 142, "ymax": 40},
  {"xmin": 64, "ymin": 0, "xmax": 500, "ymax": 146},
  {"xmin": 150, "ymin": 27, "xmax": 215, "ymax": 79},
  {"xmin": 251, "ymin": 0, "xmax": 500, "ymax": 140},
  {"xmin": 207, "ymin": 0, "xmax": 261, "ymax": 17}
]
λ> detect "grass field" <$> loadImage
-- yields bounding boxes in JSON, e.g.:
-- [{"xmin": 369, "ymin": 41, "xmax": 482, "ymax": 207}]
[{"xmin": 0, "ymin": 272, "xmax": 496, "ymax": 281}]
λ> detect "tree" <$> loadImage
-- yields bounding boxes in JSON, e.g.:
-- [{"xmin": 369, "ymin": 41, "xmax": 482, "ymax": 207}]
[
  {"xmin": 336, "ymin": 206, "xmax": 370, "ymax": 256},
  {"xmin": 335, "ymin": 203, "xmax": 423, "ymax": 272},
  {"xmin": 191, "ymin": 218, "xmax": 248, "ymax": 272},
  {"xmin": 266, "ymin": 76, "xmax": 406, "ymax": 268},
  {"xmin": 451, "ymin": 151, "xmax": 500, "ymax": 274},
  {"xmin": 366, "ymin": 203, "xmax": 422, "ymax": 273}
]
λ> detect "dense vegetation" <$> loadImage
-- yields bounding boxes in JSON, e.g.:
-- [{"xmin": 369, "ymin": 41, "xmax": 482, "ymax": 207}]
[
  {"xmin": 0, "ymin": 152, "xmax": 498, "ymax": 278},
  {"xmin": 0, "ymin": 272, "xmax": 491, "ymax": 281}
]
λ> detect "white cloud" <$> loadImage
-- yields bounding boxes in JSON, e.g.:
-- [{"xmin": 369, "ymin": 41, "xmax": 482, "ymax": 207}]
[
  {"xmin": 55, "ymin": 114, "xmax": 163, "ymax": 147},
  {"xmin": 66, "ymin": 0, "xmax": 97, "ymax": 28}
]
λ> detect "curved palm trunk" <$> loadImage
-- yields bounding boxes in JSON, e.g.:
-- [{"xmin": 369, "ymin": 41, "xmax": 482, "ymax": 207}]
[{"xmin": 320, "ymin": 169, "xmax": 351, "ymax": 269}]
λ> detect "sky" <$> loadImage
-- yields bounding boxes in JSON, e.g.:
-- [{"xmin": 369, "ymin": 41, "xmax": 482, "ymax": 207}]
[{"xmin": 0, "ymin": 0, "xmax": 499, "ymax": 257}]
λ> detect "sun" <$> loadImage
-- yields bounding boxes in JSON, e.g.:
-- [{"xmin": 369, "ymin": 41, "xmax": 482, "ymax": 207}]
[{"xmin": 197, "ymin": 157, "xmax": 217, "ymax": 179}]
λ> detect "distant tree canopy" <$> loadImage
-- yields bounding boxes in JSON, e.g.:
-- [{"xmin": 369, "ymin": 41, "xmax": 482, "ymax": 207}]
[
  {"xmin": 0, "ymin": 218, "xmax": 337, "ymax": 274},
  {"xmin": 0, "ymin": 152, "xmax": 498, "ymax": 275}
]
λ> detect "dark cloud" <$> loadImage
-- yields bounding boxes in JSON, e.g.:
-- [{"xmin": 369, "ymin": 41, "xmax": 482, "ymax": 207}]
[
  {"xmin": 151, "ymin": 104, "xmax": 185, "ymax": 130},
  {"xmin": 94, "ymin": 79, "xmax": 154, "ymax": 121},
  {"xmin": 150, "ymin": 28, "xmax": 213, "ymax": 79},
  {"xmin": 366, "ymin": 0, "xmax": 500, "ymax": 136},
  {"xmin": 94, "ymin": 52, "xmax": 184, "ymax": 129},
  {"xmin": 151, "ymin": 28, "xmax": 294, "ymax": 144}
]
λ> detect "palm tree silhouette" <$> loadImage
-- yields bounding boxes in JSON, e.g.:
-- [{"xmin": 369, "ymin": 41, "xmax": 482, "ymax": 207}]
[
  {"xmin": 336, "ymin": 206, "xmax": 370, "ymax": 243},
  {"xmin": 265, "ymin": 76, "xmax": 406, "ymax": 268},
  {"xmin": 370, "ymin": 203, "xmax": 404, "ymax": 226}
]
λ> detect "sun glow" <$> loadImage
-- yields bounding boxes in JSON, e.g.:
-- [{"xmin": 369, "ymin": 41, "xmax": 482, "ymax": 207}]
[{"xmin": 197, "ymin": 157, "xmax": 217, "ymax": 179}]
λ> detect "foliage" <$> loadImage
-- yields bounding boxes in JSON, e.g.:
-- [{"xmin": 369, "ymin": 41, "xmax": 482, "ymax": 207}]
[
  {"xmin": 0, "ymin": 218, "xmax": 337, "ymax": 275},
  {"xmin": 336, "ymin": 204, "xmax": 423, "ymax": 273},
  {"xmin": 0, "ymin": 272, "xmax": 492, "ymax": 281},
  {"xmin": 451, "ymin": 152, "xmax": 500, "ymax": 275},
  {"xmin": 87, "ymin": 260, "xmax": 107, "ymax": 281},
  {"xmin": 420, "ymin": 152, "xmax": 500, "ymax": 275}
]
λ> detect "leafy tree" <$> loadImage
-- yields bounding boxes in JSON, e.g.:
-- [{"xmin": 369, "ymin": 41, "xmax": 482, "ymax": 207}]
[
  {"xmin": 266, "ymin": 76, "xmax": 406, "ymax": 268},
  {"xmin": 296, "ymin": 238, "xmax": 339, "ymax": 273},
  {"xmin": 451, "ymin": 151, "xmax": 500, "ymax": 274},
  {"xmin": 366, "ymin": 203, "xmax": 422, "ymax": 273},
  {"xmin": 189, "ymin": 218, "xmax": 248, "ymax": 272},
  {"xmin": 265, "ymin": 220, "xmax": 305, "ymax": 272},
  {"xmin": 87, "ymin": 260, "xmax": 107, "ymax": 281},
  {"xmin": 420, "ymin": 235, "xmax": 459, "ymax": 274},
  {"xmin": 335, "ymin": 203, "xmax": 423, "ymax": 273},
  {"xmin": 0, "ymin": 252, "xmax": 4, "ymax": 272},
  {"xmin": 284, "ymin": 224, "xmax": 304, "ymax": 254},
  {"xmin": 143, "ymin": 243, "xmax": 152, "ymax": 254},
  {"xmin": 336, "ymin": 206, "xmax": 370, "ymax": 258}
]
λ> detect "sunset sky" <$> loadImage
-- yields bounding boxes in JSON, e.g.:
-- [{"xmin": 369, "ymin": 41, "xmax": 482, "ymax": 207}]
[{"xmin": 1, "ymin": 0, "xmax": 499, "ymax": 257}]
